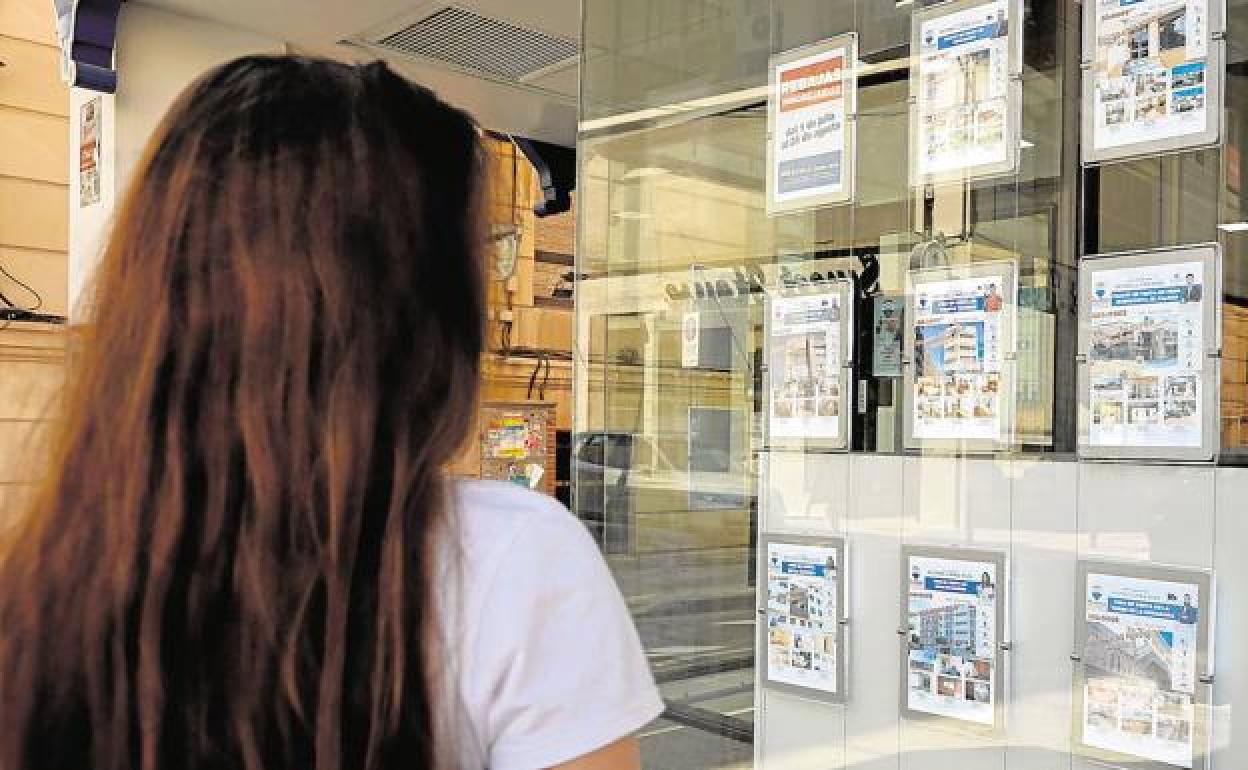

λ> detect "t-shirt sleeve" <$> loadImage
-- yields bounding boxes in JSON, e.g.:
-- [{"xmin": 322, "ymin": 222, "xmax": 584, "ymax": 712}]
[{"xmin": 471, "ymin": 503, "xmax": 664, "ymax": 770}]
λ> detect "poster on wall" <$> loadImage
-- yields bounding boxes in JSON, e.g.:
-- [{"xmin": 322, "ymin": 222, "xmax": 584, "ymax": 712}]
[
  {"xmin": 872, "ymin": 295, "xmax": 905, "ymax": 378},
  {"xmin": 1078, "ymin": 246, "xmax": 1219, "ymax": 462},
  {"xmin": 760, "ymin": 535, "xmax": 846, "ymax": 702},
  {"xmin": 79, "ymin": 96, "xmax": 101, "ymax": 207},
  {"xmin": 767, "ymin": 34, "xmax": 857, "ymax": 214},
  {"xmin": 901, "ymin": 547, "xmax": 1005, "ymax": 730},
  {"xmin": 681, "ymin": 311, "xmax": 700, "ymax": 368},
  {"xmin": 1082, "ymin": 0, "xmax": 1223, "ymax": 164},
  {"xmin": 1074, "ymin": 562, "xmax": 1213, "ymax": 770},
  {"xmin": 904, "ymin": 262, "xmax": 1017, "ymax": 451},
  {"xmin": 478, "ymin": 403, "xmax": 553, "ymax": 492},
  {"xmin": 910, "ymin": 0, "xmax": 1022, "ymax": 185},
  {"xmin": 764, "ymin": 284, "xmax": 853, "ymax": 449}
]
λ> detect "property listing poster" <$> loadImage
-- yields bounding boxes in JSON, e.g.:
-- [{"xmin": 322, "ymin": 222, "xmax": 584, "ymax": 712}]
[
  {"xmin": 1086, "ymin": 261, "xmax": 1204, "ymax": 448},
  {"xmin": 770, "ymin": 39, "xmax": 854, "ymax": 210},
  {"xmin": 766, "ymin": 541, "xmax": 841, "ymax": 694},
  {"xmin": 1082, "ymin": 571, "xmax": 1203, "ymax": 767},
  {"xmin": 915, "ymin": 0, "xmax": 1014, "ymax": 179},
  {"xmin": 911, "ymin": 274, "xmax": 1009, "ymax": 442},
  {"xmin": 872, "ymin": 295, "xmax": 904, "ymax": 378},
  {"xmin": 768, "ymin": 291, "xmax": 845, "ymax": 442},
  {"xmin": 1090, "ymin": 0, "xmax": 1211, "ymax": 153},
  {"xmin": 906, "ymin": 555, "xmax": 999, "ymax": 726}
]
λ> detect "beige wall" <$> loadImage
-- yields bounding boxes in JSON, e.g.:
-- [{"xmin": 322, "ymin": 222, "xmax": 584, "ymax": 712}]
[
  {"xmin": 70, "ymin": 5, "xmax": 283, "ymax": 317},
  {"xmin": 449, "ymin": 137, "xmax": 576, "ymax": 480},
  {"xmin": 0, "ymin": 0, "xmax": 69, "ymax": 521},
  {"xmin": 480, "ymin": 137, "xmax": 574, "ymax": 429},
  {"xmin": 2, "ymin": 5, "xmax": 577, "ymax": 501}
]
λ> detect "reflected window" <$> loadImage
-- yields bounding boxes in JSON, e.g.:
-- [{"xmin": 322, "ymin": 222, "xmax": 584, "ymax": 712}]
[
  {"xmin": 606, "ymin": 434, "xmax": 635, "ymax": 470},
  {"xmin": 1130, "ymin": 27, "xmax": 1150, "ymax": 61},
  {"xmin": 1160, "ymin": 13, "xmax": 1186, "ymax": 53},
  {"xmin": 577, "ymin": 434, "xmax": 605, "ymax": 466}
]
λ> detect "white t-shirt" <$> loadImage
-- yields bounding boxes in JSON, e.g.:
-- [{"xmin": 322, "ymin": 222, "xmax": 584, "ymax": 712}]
[{"xmin": 440, "ymin": 480, "xmax": 664, "ymax": 769}]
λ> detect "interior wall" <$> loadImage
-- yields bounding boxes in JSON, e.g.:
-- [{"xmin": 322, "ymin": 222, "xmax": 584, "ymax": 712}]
[
  {"xmin": 450, "ymin": 137, "xmax": 575, "ymax": 480},
  {"xmin": 69, "ymin": 4, "xmax": 284, "ymax": 318},
  {"xmin": 0, "ymin": 0, "xmax": 69, "ymax": 525}
]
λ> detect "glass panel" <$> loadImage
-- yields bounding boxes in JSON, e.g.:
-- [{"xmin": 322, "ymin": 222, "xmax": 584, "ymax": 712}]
[
  {"xmin": 1220, "ymin": 0, "xmax": 1248, "ymax": 456},
  {"xmin": 577, "ymin": 77, "xmax": 766, "ymax": 770},
  {"xmin": 581, "ymin": 0, "xmax": 771, "ymax": 122},
  {"xmin": 577, "ymin": 0, "xmax": 1245, "ymax": 767}
]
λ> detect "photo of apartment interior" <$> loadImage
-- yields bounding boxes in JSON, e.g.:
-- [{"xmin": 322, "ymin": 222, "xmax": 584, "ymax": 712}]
[
  {"xmin": 1091, "ymin": 319, "xmax": 1180, "ymax": 363},
  {"xmin": 1106, "ymin": 1, "xmax": 1191, "ymax": 78},
  {"xmin": 773, "ymin": 330, "xmax": 840, "ymax": 418}
]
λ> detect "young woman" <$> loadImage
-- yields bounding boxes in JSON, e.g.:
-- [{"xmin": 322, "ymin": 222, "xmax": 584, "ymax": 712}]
[{"xmin": 0, "ymin": 56, "xmax": 661, "ymax": 770}]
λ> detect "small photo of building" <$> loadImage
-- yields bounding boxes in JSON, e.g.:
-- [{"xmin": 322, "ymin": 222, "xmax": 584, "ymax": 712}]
[{"xmin": 916, "ymin": 321, "xmax": 985, "ymax": 377}]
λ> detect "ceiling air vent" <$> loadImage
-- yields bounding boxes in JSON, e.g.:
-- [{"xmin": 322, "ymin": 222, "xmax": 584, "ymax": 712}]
[{"xmin": 373, "ymin": 5, "xmax": 578, "ymax": 83}]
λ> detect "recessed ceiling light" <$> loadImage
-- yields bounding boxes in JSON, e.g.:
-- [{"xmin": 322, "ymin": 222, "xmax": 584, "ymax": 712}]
[
  {"xmin": 1020, "ymin": 138, "xmax": 1034, "ymax": 149},
  {"xmin": 1217, "ymin": 222, "xmax": 1248, "ymax": 232},
  {"xmin": 612, "ymin": 211, "xmax": 652, "ymax": 220}
]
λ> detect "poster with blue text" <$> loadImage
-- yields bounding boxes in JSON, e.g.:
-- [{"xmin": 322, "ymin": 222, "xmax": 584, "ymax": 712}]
[
  {"xmin": 768, "ymin": 290, "xmax": 846, "ymax": 444},
  {"xmin": 911, "ymin": 275, "xmax": 1008, "ymax": 442},
  {"xmin": 1088, "ymin": 0, "xmax": 1217, "ymax": 160},
  {"xmin": 765, "ymin": 541, "xmax": 841, "ymax": 695},
  {"xmin": 905, "ymin": 554, "xmax": 1000, "ymax": 727},
  {"xmin": 1081, "ymin": 571, "xmax": 1203, "ymax": 767},
  {"xmin": 1086, "ymin": 261, "xmax": 1205, "ymax": 449},
  {"xmin": 913, "ymin": 0, "xmax": 1017, "ymax": 182}
]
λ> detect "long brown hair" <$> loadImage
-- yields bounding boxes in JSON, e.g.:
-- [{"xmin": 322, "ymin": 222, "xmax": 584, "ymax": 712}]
[{"xmin": 0, "ymin": 56, "xmax": 484, "ymax": 770}]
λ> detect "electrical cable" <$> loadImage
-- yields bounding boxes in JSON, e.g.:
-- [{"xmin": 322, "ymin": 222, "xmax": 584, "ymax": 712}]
[
  {"xmin": 0, "ymin": 260, "xmax": 44, "ymax": 332},
  {"xmin": 499, "ymin": 320, "xmax": 513, "ymax": 356},
  {"xmin": 539, "ymin": 353, "xmax": 551, "ymax": 400},
  {"xmin": 525, "ymin": 353, "xmax": 553, "ymax": 401},
  {"xmin": 527, "ymin": 355, "xmax": 541, "ymax": 400},
  {"xmin": 0, "ymin": 262, "xmax": 43, "ymax": 312}
]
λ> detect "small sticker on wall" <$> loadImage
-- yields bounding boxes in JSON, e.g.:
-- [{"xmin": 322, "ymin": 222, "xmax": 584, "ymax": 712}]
[
  {"xmin": 682, "ymin": 311, "xmax": 700, "ymax": 368},
  {"xmin": 80, "ymin": 96, "xmax": 102, "ymax": 207}
]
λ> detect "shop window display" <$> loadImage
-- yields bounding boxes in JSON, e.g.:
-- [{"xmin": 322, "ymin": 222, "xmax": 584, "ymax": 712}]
[{"xmin": 577, "ymin": 0, "xmax": 1248, "ymax": 767}]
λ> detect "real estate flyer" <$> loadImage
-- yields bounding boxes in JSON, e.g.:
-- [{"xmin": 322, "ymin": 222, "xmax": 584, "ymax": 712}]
[
  {"xmin": 769, "ymin": 36, "xmax": 855, "ymax": 211},
  {"xmin": 1081, "ymin": 571, "xmax": 1202, "ymax": 768},
  {"xmin": 911, "ymin": 274, "xmax": 1008, "ymax": 442},
  {"xmin": 765, "ymin": 541, "xmax": 841, "ymax": 695},
  {"xmin": 906, "ymin": 554, "xmax": 999, "ymax": 726},
  {"xmin": 767, "ymin": 290, "xmax": 846, "ymax": 443},
  {"xmin": 1086, "ymin": 261, "xmax": 1204, "ymax": 449},
  {"xmin": 914, "ymin": 0, "xmax": 1014, "ymax": 179},
  {"xmin": 1090, "ymin": 0, "xmax": 1211, "ymax": 154}
]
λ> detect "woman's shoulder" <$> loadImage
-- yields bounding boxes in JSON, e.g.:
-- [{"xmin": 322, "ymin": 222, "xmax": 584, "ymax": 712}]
[
  {"xmin": 448, "ymin": 479, "xmax": 597, "ymax": 575},
  {"xmin": 454, "ymin": 478, "xmax": 571, "ymax": 522},
  {"xmin": 444, "ymin": 480, "xmax": 662, "ymax": 770},
  {"xmin": 452, "ymin": 479, "xmax": 583, "ymax": 538}
]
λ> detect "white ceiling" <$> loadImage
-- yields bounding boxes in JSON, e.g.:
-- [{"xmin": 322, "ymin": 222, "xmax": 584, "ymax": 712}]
[{"xmin": 135, "ymin": 0, "xmax": 581, "ymax": 145}]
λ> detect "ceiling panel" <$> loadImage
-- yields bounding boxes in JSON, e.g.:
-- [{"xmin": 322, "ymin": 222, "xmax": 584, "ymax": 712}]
[{"xmin": 135, "ymin": 0, "xmax": 580, "ymax": 144}]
